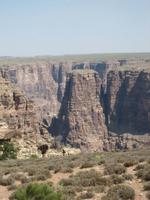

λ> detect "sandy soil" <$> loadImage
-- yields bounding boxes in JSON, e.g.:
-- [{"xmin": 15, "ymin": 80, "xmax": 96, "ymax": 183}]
[
  {"xmin": 0, "ymin": 164, "xmax": 147, "ymax": 200},
  {"xmin": 0, "ymin": 186, "xmax": 12, "ymax": 200}
]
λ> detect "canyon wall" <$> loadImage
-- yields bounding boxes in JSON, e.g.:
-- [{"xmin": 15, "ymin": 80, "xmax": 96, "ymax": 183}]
[
  {"xmin": 54, "ymin": 70, "xmax": 108, "ymax": 151},
  {"xmin": 106, "ymin": 70, "xmax": 150, "ymax": 134},
  {"xmin": 0, "ymin": 60, "xmax": 150, "ymax": 152},
  {"xmin": 0, "ymin": 63, "xmax": 72, "ymax": 124},
  {"xmin": 0, "ymin": 73, "xmax": 51, "ymax": 158},
  {"xmin": 0, "ymin": 62, "xmax": 110, "ymax": 125}
]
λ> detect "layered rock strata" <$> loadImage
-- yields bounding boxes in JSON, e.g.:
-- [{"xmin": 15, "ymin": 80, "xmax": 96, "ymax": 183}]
[
  {"xmin": 55, "ymin": 70, "xmax": 108, "ymax": 151},
  {"xmin": 0, "ymin": 60, "xmax": 150, "ymax": 153},
  {"xmin": 0, "ymin": 62, "xmax": 110, "ymax": 125},
  {"xmin": 106, "ymin": 70, "xmax": 150, "ymax": 134},
  {"xmin": 0, "ymin": 75, "xmax": 51, "ymax": 158}
]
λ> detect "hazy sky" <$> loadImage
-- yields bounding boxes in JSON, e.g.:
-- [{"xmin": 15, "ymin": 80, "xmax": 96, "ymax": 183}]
[{"xmin": 0, "ymin": 0, "xmax": 150, "ymax": 56}]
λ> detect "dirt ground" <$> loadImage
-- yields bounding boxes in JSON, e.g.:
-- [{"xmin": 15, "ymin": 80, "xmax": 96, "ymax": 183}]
[{"xmin": 0, "ymin": 163, "xmax": 147, "ymax": 200}]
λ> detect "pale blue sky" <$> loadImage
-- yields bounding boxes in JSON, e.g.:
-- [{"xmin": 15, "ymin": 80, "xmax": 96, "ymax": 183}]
[{"xmin": 0, "ymin": 0, "xmax": 150, "ymax": 56}]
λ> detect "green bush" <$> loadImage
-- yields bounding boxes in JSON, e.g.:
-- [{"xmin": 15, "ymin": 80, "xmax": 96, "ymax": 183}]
[
  {"xmin": 10, "ymin": 183, "xmax": 64, "ymax": 200},
  {"xmin": 102, "ymin": 185, "xmax": 135, "ymax": 200},
  {"xmin": 0, "ymin": 142, "xmax": 17, "ymax": 160}
]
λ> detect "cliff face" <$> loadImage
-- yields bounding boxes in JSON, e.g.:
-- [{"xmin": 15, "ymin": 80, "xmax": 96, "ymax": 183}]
[
  {"xmin": 0, "ymin": 63, "xmax": 72, "ymax": 125},
  {"xmin": 0, "ymin": 62, "xmax": 109, "ymax": 125},
  {"xmin": 0, "ymin": 74, "xmax": 51, "ymax": 158},
  {"xmin": 106, "ymin": 70, "xmax": 150, "ymax": 134},
  {"xmin": 55, "ymin": 70, "xmax": 108, "ymax": 151},
  {"xmin": 1, "ymin": 60, "xmax": 149, "ymax": 153}
]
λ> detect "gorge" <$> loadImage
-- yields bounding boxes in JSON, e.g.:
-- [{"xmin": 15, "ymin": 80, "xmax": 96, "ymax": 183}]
[{"xmin": 0, "ymin": 55, "xmax": 150, "ymax": 156}]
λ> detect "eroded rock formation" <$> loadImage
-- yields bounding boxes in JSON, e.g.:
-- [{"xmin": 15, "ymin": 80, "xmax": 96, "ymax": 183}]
[
  {"xmin": 0, "ymin": 74, "xmax": 51, "ymax": 158},
  {"xmin": 0, "ymin": 62, "xmax": 110, "ymax": 125},
  {"xmin": 106, "ymin": 70, "xmax": 150, "ymax": 134},
  {"xmin": 54, "ymin": 70, "xmax": 108, "ymax": 151},
  {"xmin": 0, "ymin": 63, "xmax": 72, "ymax": 126},
  {"xmin": 0, "ymin": 58, "xmax": 150, "ymax": 153}
]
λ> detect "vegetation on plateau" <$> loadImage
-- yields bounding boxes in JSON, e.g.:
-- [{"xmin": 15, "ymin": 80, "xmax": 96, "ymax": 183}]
[{"xmin": 0, "ymin": 149, "xmax": 150, "ymax": 199}]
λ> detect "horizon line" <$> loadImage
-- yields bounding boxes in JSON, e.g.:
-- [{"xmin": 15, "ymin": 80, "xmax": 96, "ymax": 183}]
[{"xmin": 0, "ymin": 51, "xmax": 150, "ymax": 59}]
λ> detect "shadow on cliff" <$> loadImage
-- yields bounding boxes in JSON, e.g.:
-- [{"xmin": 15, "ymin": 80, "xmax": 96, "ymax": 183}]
[
  {"xmin": 48, "ymin": 76, "xmax": 72, "ymax": 144},
  {"xmin": 105, "ymin": 71, "xmax": 150, "ymax": 135}
]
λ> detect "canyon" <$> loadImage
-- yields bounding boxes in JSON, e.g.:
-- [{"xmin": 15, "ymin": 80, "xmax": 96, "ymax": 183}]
[{"xmin": 0, "ymin": 55, "xmax": 150, "ymax": 155}]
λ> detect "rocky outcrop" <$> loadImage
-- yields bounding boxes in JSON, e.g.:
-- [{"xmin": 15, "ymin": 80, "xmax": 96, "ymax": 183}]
[
  {"xmin": 1, "ymin": 58, "xmax": 149, "ymax": 153},
  {"xmin": 106, "ymin": 70, "xmax": 150, "ymax": 134},
  {"xmin": 0, "ymin": 63, "xmax": 73, "ymax": 125},
  {"xmin": 53, "ymin": 69, "xmax": 108, "ymax": 151},
  {"xmin": 0, "ymin": 75, "xmax": 52, "ymax": 159},
  {"xmin": 0, "ymin": 62, "xmax": 110, "ymax": 125}
]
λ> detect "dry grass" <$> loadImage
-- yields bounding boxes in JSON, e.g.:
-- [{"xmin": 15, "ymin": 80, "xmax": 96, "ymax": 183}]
[{"xmin": 0, "ymin": 148, "xmax": 149, "ymax": 200}]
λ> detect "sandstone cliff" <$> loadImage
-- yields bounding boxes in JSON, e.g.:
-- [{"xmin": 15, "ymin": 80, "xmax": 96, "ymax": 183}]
[
  {"xmin": 0, "ymin": 59, "xmax": 150, "ymax": 153},
  {"xmin": 106, "ymin": 69, "xmax": 150, "ymax": 134},
  {"xmin": 54, "ymin": 69, "xmax": 108, "ymax": 151},
  {"xmin": 0, "ymin": 62, "xmax": 110, "ymax": 125},
  {"xmin": 0, "ymin": 74, "xmax": 51, "ymax": 159}
]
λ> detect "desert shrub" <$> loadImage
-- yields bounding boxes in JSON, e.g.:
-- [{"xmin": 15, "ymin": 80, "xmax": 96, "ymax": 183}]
[
  {"xmin": 60, "ymin": 169, "xmax": 110, "ymax": 188},
  {"xmin": 117, "ymin": 157, "xmax": 126, "ymax": 164},
  {"xmin": 75, "ymin": 169, "xmax": 110, "ymax": 187},
  {"xmin": 111, "ymin": 175, "xmax": 125, "ymax": 184},
  {"xmin": 30, "ymin": 154, "xmax": 38, "ymax": 159},
  {"xmin": 104, "ymin": 163, "xmax": 126, "ymax": 175},
  {"xmin": 135, "ymin": 165, "xmax": 150, "ymax": 181},
  {"xmin": 41, "ymin": 169, "xmax": 50, "ymax": 176},
  {"xmin": 122, "ymin": 173, "xmax": 133, "ymax": 181},
  {"xmin": 14, "ymin": 173, "xmax": 28, "ymax": 183},
  {"xmin": 48, "ymin": 164, "xmax": 55, "ymax": 171},
  {"xmin": 147, "ymin": 159, "xmax": 150, "ymax": 164},
  {"xmin": 60, "ymin": 167, "xmax": 73, "ymax": 173},
  {"xmin": 136, "ymin": 170, "xmax": 144, "ymax": 179},
  {"xmin": 8, "ymin": 183, "xmax": 18, "ymax": 191},
  {"xmin": 54, "ymin": 166, "xmax": 62, "ymax": 173},
  {"xmin": 143, "ymin": 171, "xmax": 150, "ymax": 181},
  {"xmin": 135, "ymin": 164, "xmax": 145, "ymax": 171},
  {"xmin": 139, "ymin": 157, "xmax": 145, "ymax": 163},
  {"xmin": 60, "ymin": 186, "xmax": 77, "ymax": 200},
  {"xmin": 34, "ymin": 169, "xmax": 51, "ymax": 181},
  {"xmin": 0, "ymin": 176, "xmax": 14, "ymax": 186},
  {"xmin": 124, "ymin": 160, "xmax": 137, "ymax": 167},
  {"xmin": 97, "ymin": 159, "xmax": 105, "ymax": 165},
  {"xmin": 91, "ymin": 185, "xmax": 105, "ymax": 193},
  {"xmin": 35, "ymin": 174, "xmax": 47, "ymax": 181},
  {"xmin": 0, "ymin": 142, "xmax": 17, "ymax": 160},
  {"xmin": 102, "ymin": 185, "xmax": 135, "ymax": 200},
  {"xmin": 10, "ymin": 183, "xmax": 64, "ymax": 200},
  {"xmin": 27, "ymin": 168, "xmax": 37, "ymax": 176},
  {"xmin": 144, "ymin": 182, "xmax": 150, "ymax": 191},
  {"xmin": 79, "ymin": 191, "xmax": 94, "ymax": 199},
  {"xmin": 146, "ymin": 192, "xmax": 150, "ymax": 200},
  {"xmin": 80, "ymin": 161, "xmax": 96, "ymax": 169},
  {"xmin": 59, "ymin": 178, "xmax": 75, "ymax": 186}
]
